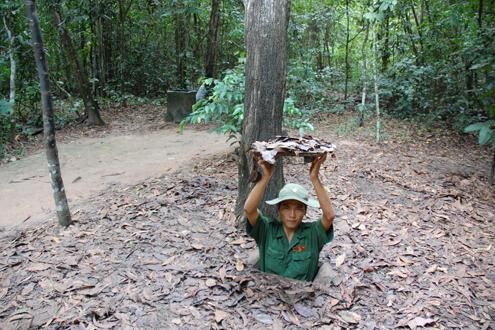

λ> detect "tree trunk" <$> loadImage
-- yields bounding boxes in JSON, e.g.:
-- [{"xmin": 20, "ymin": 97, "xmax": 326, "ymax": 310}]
[
  {"xmin": 323, "ymin": 23, "xmax": 331, "ymax": 67},
  {"xmin": 490, "ymin": 149, "xmax": 494, "ymax": 185},
  {"xmin": 359, "ymin": 22, "xmax": 370, "ymax": 127},
  {"xmin": 372, "ymin": 22, "xmax": 381, "ymax": 144},
  {"xmin": 402, "ymin": 11, "xmax": 420, "ymax": 64},
  {"xmin": 117, "ymin": 0, "xmax": 132, "ymax": 97},
  {"xmin": 309, "ymin": 19, "xmax": 322, "ymax": 70},
  {"xmin": 205, "ymin": 0, "xmax": 221, "ymax": 78},
  {"xmin": 410, "ymin": 4, "xmax": 424, "ymax": 57},
  {"xmin": 52, "ymin": 6, "xmax": 105, "ymax": 126},
  {"xmin": 235, "ymin": 0, "xmax": 290, "ymax": 224},
  {"xmin": 26, "ymin": 0, "xmax": 72, "ymax": 227},
  {"xmin": 174, "ymin": 1, "xmax": 186, "ymax": 88},
  {"xmin": 344, "ymin": 0, "xmax": 350, "ymax": 100},
  {"xmin": 3, "ymin": 17, "xmax": 16, "ymax": 105},
  {"xmin": 478, "ymin": 0, "xmax": 483, "ymax": 29},
  {"xmin": 93, "ymin": 0, "xmax": 110, "ymax": 91},
  {"xmin": 193, "ymin": 13, "xmax": 202, "ymax": 72},
  {"xmin": 381, "ymin": 15, "xmax": 389, "ymax": 72}
]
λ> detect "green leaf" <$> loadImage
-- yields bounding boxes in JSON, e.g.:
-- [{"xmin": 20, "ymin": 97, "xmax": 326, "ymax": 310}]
[
  {"xmin": 464, "ymin": 122, "xmax": 484, "ymax": 133},
  {"xmin": 488, "ymin": 105, "xmax": 495, "ymax": 119},
  {"xmin": 178, "ymin": 120, "xmax": 186, "ymax": 134},
  {"xmin": 479, "ymin": 125, "xmax": 492, "ymax": 145},
  {"xmin": 0, "ymin": 100, "xmax": 13, "ymax": 116}
]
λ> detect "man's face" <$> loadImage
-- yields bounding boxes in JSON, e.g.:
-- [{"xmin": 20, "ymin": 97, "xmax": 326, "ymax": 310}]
[{"xmin": 278, "ymin": 200, "xmax": 306, "ymax": 230}]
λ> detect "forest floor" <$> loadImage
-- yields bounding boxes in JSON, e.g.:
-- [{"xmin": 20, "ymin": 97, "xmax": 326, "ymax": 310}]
[{"xmin": 0, "ymin": 105, "xmax": 494, "ymax": 329}]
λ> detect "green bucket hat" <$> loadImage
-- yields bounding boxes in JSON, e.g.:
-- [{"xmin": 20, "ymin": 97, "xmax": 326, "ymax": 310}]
[{"xmin": 266, "ymin": 183, "xmax": 320, "ymax": 208}]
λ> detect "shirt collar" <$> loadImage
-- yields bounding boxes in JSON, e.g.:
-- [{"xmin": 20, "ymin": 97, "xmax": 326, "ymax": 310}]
[{"xmin": 274, "ymin": 222, "xmax": 306, "ymax": 240}]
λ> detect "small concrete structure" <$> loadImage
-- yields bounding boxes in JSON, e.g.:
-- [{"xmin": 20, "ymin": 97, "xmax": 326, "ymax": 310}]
[{"xmin": 165, "ymin": 90, "xmax": 197, "ymax": 122}]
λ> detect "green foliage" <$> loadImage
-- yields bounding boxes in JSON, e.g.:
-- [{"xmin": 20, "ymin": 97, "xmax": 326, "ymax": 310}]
[
  {"xmin": 287, "ymin": 60, "xmax": 343, "ymax": 109},
  {"xmin": 180, "ymin": 60, "xmax": 314, "ymax": 142},
  {"xmin": 0, "ymin": 100, "xmax": 15, "ymax": 158},
  {"xmin": 283, "ymin": 97, "xmax": 314, "ymax": 135},
  {"xmin": 464, "ymin": 72, "xmax": 495, "ymax": 147},
  {"xmin": 179, "ymin": 63, "xmax": 244, "ymax": 142},
  {"xmin": 380, "ymin": 58, "xmax": 434, "ymax": 117},
  {"xmin": 0, "ymin": 0, "xmax": 494, "ymax": 152},
  {"xmin": 464, "ymin": 120, "xmax": 495, "ymax": 147}
]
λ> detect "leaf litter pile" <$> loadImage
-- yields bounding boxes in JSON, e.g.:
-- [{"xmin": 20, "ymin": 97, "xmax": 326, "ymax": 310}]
[
  {"xmin": 1, "ymin": 130, "xmax": 495, "ymax": 329},
  {"xmin": 251, "ymin": 136, "xmax": 335, "ymax": 164}
]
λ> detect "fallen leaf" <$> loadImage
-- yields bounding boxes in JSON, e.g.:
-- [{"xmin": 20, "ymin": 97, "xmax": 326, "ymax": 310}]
[
  {"xmin": 339, "ymin": 311, "xmax": 361, "ymax": 324},
  {"xmin": 407, "ymin": 317, "xmax": 435, "ymax": 329},
  {"xmin": 51, "ymin": 236, "xmax": 61, "ymax": 244},
  {"xmin": 215, "ymin": 310, "xmax": 228, "ymax": 323},
  {"xmin": 191, "ymin": 243, "xmax": 204, "ymax": 250},
  {"xmin": 26, "ymin": 263, "xmax": 51, "ymax": 272},
  {"xmin": 397, "ymin": 256, "xmax": 415, "ymax": 266},
  {"xmin": 387, "ymin": 239, "xmax": 401, "ymax": 246},
  {"xmin": 7, "ymin": 312, "xmax": 33, "ymax": 322},
  {"xmin": 230, "ymin": 238, "xmax": 246, "ymax": 245},
  {"xmin": 387, "ymin": 269, "xmax": 409, "ymax": 278},
  {"xmin": 425, "ymin": 264, "xmax": 437, "ymax": 273},
  {"xmin": 328, "ymin": 298, "xmax": 340, "ymax": 308},
  {"xmin": 218, "ymin": 265, "xmax": 227, "ymax": 282},
  {"xmin": 254, "ymin": 312, "xmax": 273, "ymax": 324},
  {"xmin": 21, "ymin": 283, "xmax": 36, "ymax": 296},
  {"xmin": 205, "ymin": 279, "xmax": 217, "ymax": 287},
  {"xmin": 272, "ymin": 318, "xmax": 284, "ymax": 330},
  {"xmin": 294, "ymin": 303, "xmax": 315, "ymax": 318},
  {"xmin": 0, "ymin": 287, "xmax": 8, "ymax": 299},
  {"xmin": 235, "ymin": 259, "xmax": 245, "ymax": 271},
  {"xmin": 336, "ymin": 253, "xmax": 346, "ymax": 267}
]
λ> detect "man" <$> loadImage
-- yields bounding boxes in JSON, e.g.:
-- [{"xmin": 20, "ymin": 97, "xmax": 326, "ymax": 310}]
[{"xmin": 244, "ymin": 153, "xmax": 335, "ymax": 281}]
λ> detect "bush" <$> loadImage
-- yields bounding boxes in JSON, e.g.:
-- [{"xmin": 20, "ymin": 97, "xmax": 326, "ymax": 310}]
[
  {"xmin": 180, "ymin": 59, "xmax": 314, "ymax": 143},
  {"xmin": 287, "ymin": 60, "xmax": 343, "ymax": 110}
]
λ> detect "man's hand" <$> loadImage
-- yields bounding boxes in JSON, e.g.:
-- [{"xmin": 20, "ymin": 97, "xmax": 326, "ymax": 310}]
[
  {"xmin": 310, "ymin": 152, "xmax": 327, "ymax": 182},
  {"xmin": 258, "ymin": 158, "xmax": 274, "ymax": 180},
  {"xmin": 244, "ymin": 157, "xmax": 275, "ymax": 226}
]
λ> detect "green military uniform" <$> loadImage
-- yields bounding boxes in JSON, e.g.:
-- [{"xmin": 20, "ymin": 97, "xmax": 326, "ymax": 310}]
[{"xmin": 247, "ymin": 212, "xmax": 334, "ymax": 281}]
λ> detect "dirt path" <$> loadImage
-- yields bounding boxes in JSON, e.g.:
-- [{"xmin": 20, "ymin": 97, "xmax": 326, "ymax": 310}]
[{"xmin": 0, "ymin": 129, "xmax": 231, "ymax": 229}]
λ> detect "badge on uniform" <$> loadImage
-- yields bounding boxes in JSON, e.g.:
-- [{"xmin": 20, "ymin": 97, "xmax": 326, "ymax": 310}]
[{"xmin": 293, "ymin": 245, "xmax": 306, "ymax": 252}]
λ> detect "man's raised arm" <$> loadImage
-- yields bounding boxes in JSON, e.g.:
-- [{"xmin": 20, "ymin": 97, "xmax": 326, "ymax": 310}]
[
  {"xmin": 310, "ymin": 153, "xmax": 335, "ymax": 231},
  {"xmin": 244, "ymin": 159, "xmax": 274, "ymax": 226}
]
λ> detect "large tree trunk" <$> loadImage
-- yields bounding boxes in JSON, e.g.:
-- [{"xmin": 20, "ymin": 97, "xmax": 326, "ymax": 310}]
[
  {"xmin": 235, "ymin": 0, "xmax": 290, "ymax": 224},
  {"xmin": 26, "ymin": 0, "xmax": 72, "ymax": 227},
  {"xmin": 205, "ymin": 0, "xmax": 221, "ymax": 78},
  {"xmin": 52, "ymin": 6, "xmax": 105, "ymax": 126}
]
